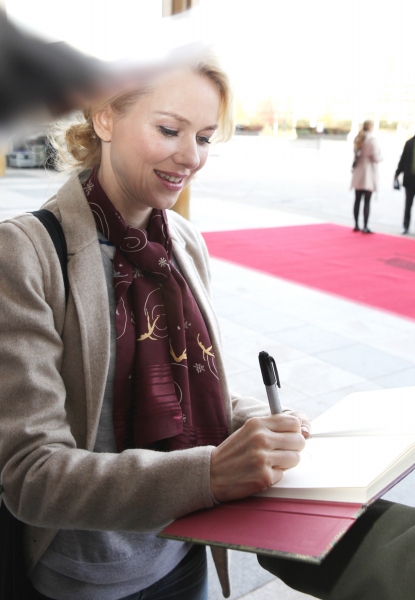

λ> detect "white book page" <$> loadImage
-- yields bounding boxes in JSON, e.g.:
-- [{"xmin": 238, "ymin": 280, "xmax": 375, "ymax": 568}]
[
  {"xmin": 259, "ymin": 434, "xmax": 415, "ymax": 502},
  {"xmin": 310, "ymin": 387, "xmax": 415, "ymax": 437}
]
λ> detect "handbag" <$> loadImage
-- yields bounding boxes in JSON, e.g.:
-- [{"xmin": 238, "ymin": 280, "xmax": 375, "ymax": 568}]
[
  {"xmin": 0, "ymin": 210, "xmax": 68, "ymax": 599},
  {"xmin": 351, "ymin": 149, "xmax": 362, "ymax": 172}
]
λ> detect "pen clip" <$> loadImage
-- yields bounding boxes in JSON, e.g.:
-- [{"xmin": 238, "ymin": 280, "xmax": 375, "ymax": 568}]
[{"xmin": 269, "ymin": 356, "xmax": 281, "ymax": 388}]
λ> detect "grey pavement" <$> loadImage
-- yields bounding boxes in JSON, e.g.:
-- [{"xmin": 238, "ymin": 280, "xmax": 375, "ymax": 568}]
[{"xmin": 1, "ymin": 133, "xmax": 414, "ymax": 600}]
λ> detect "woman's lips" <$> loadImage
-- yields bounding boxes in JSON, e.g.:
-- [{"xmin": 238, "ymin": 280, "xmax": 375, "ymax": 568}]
[{"xmin": 154, "ymin": 169, "xmax": 186, "ymax": 191}]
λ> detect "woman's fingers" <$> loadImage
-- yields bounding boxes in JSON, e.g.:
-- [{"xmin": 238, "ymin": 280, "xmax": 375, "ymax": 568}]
[
  {"xmin": 271, "ymin": 448, "xmax": 302, "ymax": 470},
  {"xmin": 259, "ymin": 414, "xmax": 302, "ymax": 433},
  {"xmin": 242, "ymin": 415, "xmax": 303, "ymax": 448},
  {"xmin": 282, "ymin": 410, "xmax": 312, "ymax": 438}
]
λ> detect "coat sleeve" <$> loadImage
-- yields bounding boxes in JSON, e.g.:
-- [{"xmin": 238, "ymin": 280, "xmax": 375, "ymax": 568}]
[
  {"xmin": 370, "ymin": 138, "xmax": 383, "ymax": 163},
  {"xmin": 0, "ymin": 221, "xmax": 216, "ymax": 533},
  {"xmin": 396, "ymin": 141, "xmax": 409, "ymax": 177},
  {"xmin": 229, "ymin": 392, "xmax": 270, "ymax": 432}
]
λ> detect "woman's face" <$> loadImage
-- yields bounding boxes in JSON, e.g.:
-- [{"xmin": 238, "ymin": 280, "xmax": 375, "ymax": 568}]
[{"xmin": 95, "ymin": 69, "xmax": 221, "ymax": 217}]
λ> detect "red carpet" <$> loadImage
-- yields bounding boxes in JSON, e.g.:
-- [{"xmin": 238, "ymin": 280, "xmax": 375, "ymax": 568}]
[{"xmin": 202, "ymin": 224, "xmax": 415, "ymax": 320}]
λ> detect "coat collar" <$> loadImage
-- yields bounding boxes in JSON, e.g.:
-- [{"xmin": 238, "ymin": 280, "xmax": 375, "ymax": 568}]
[
  {"xmin": 56, "ymin": 170, "xmax": 98, "ymax": 256},
  {"xmin": 56, "ymin": 171, "xmax": 111, "ymax": 448}
]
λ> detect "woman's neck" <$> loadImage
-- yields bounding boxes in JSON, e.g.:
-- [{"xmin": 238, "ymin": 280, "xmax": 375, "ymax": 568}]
[{"xmin": 96, "ymin": 166, "xmax": 152, "ymax": 230}]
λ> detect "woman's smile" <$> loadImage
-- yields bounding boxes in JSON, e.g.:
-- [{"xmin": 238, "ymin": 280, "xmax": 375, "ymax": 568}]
[{"xmin": 154, "ymin": 168, "xmax": 187, "ymax": 191}]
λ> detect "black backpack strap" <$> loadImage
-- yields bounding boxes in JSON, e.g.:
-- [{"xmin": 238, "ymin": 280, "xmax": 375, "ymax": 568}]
[
  {"xmin": 31, "ymin": 209, "xmax": 69, "ymax": 302},
  {"xmin": 0, "ymin": 500, "xmax": 28, "ymax": 599}
]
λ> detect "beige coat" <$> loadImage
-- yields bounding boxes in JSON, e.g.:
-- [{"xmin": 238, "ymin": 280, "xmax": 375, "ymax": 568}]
[
  {"xmin": 0, "ymin": 172, "xmax": 268, "ymax": 598},
  {"xmin": 351, "ymin": 132, "xmax": 383, "ymax": 192}
]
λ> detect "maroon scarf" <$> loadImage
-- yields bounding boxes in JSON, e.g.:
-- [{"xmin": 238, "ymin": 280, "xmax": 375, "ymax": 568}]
[{"xmin": 83, "ymin": 169, "xmax": 228, "ymax": 452}]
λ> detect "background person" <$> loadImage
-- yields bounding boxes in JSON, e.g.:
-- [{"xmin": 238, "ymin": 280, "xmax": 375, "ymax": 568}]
[
  {"xmin": 0, "ymin": 55, "xmax": 309, "ymax": 600},
  {"xmin": 351, "ymin": 120, "xmax": 382, "ymax": 234},
  {"xmin": 394, "ymin": 134, "xmax": 415, "ymax": 234}
]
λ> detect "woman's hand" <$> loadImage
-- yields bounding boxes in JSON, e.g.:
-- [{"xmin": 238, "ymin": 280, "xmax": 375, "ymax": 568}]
[{"xmin": 210, "ymin": 414, "xmax": 306, "ymax": 503}]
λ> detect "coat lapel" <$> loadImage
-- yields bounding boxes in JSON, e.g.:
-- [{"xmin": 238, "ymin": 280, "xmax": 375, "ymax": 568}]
[
  {"xmin": 170, "ymin": 232, "xmax": 217, "ymax": 340},
  {"xmin": 56, "ymin": 173, "xmax": 111, "ymax": 449}
]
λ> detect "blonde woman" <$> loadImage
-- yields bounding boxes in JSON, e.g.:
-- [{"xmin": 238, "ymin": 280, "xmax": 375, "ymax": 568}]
[
  {"xmin": 351, "ymin": 120, "xmax": 382, "ymax": 233},
  {"xmin": 0, "ymin": 55, "xmax": 309, "ymax": 600}
]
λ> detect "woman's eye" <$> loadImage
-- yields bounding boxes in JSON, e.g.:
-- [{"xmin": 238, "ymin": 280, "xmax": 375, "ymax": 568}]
[
  {"xmin": 159, "ymin": 126, "xmax": 178, "ymax": 137},
  {"xmin": 197, "ymin": 136, "xmax": 211, "ymax": 145}
]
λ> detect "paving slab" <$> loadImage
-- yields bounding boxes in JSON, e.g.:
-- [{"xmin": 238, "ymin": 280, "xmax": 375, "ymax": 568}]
[{"xmin": 318, "ymin": 343, "xmax": 415, "ymax": 380}]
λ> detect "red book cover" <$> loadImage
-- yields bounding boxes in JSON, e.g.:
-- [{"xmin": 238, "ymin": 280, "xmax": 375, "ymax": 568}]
[{"xmin": 159, "ymin": 497, "xmax": 364, "ymax": 563}]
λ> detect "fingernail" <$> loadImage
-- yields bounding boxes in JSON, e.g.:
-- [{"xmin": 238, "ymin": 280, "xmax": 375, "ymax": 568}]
[{"xmin": 301, "ymin": 426, "xmax": 309, "ymax": 434}]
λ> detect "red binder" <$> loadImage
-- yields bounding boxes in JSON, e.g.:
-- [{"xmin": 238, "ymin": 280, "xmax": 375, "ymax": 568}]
[{"xmin": 159, "ymin": 496, "xmax": 364, "ymax": 564}]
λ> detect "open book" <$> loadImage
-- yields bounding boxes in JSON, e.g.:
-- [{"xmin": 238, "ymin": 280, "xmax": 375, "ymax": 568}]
[
  {"xmin": 160, "ymin": 387, "xmax": 415, "ymax": 562},
  {"xmin": 258, "ymin": 386, "xmax": 415, "ymax": 504}
]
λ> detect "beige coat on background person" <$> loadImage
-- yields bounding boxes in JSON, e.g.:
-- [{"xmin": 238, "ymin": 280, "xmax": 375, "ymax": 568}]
[
  {"xmin": 0, "ymin": 172, "xmax": 269, "ymax": 598},
  {"xmin": 351, "ymin": 132, "xmax": 383, "ymax": 191}
]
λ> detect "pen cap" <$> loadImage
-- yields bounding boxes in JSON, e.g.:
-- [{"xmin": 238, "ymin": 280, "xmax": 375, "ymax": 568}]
[{"xmin": 258, "ymin": 351, "xmax": 281, "ymax": 387}]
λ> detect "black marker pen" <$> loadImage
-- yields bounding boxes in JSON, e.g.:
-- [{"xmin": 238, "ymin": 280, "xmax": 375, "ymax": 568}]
[{"xmin": 258, "ymin": 351, "xmax": 282, "ymax": 415}]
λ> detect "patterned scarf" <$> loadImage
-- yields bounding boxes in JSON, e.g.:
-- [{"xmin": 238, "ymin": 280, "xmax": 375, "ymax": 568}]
[{"xmin": 83, "ymin": 169, "xmax": 228, "ymax": 452}]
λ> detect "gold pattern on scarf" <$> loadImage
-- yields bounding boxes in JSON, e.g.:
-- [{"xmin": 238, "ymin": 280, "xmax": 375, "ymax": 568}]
[
  {"xmin": 197, "ymin": 334, "xmax": 215, "ymax": 360},
  {"xmin": 137, "ymin": 313, "xmax": 160, "ymax": 341},
  {"xmin": 169, "ymin": 340, "xmax": 187, "ymax": 362}
]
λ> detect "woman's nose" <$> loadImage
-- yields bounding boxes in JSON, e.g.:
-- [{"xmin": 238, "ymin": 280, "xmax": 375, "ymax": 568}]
[{"xmin": 174, "ymin": 138, "xmax": 201, "ymax": 170}]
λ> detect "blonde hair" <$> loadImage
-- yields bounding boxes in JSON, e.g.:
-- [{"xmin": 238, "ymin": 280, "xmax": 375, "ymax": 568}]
[
  {"xmin": 354, "ymin": 120, "xmax": 374, "ymax": 152},
  {"xmin": 51, "ymin": 54, "xmax": 234, "ymax": 173}
]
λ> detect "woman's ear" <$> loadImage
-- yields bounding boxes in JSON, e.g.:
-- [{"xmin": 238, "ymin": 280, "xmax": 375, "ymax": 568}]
[{"xmin": 92, "ymin": 109, "xmax": 113, "ymax": 143}]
